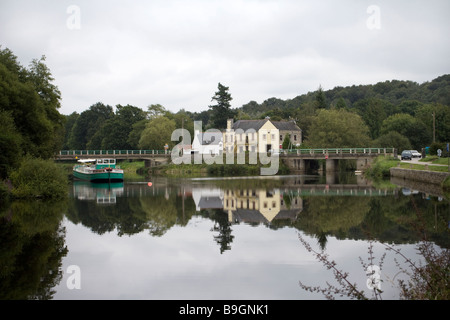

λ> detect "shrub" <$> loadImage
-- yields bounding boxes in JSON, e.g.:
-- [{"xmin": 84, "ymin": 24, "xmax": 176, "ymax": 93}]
[
  {"xmin": 10, "ymin": 158, "xmax": 68, "ymax": 199},
  {"xmin": 365, "ymin": 156, "xmax": 399, "ymax": 178}
]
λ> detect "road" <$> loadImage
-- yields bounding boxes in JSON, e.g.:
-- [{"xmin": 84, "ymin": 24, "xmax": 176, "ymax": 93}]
[{"xmin": 399, "ymin": 156, "xmax": 448, "ymax": 167}]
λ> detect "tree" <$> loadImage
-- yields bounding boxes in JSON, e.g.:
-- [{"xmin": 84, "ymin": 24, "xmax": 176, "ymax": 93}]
[
  {"xmin": 415, "ymin": 103, "xmax": 450, "ymax": 144},
  {"xmin": 373, "ymin": 131, "xmax": 412, "ymax": 152},
  {"xmin": 354, "ymin": 98, "xmax": 389, "ymax": 139},
  {"xmin": 68, "ymin": 102, "xmax": 114, "ymax": 149},
  {"xmin": 0, "ymin": 110, "xmax": 22, "ymax": 178},
  {"xmin": 138, "ymin": 116, "xmax": 176, "ymax": 150},
  {"xmin": 380, "ymin": 113, "xmax": 431, "ymax": 150},
  {"xmin": 282, "ymin": 134, "xmax": 292, "ymax": 150},
  {"xmin": 147, "ymin": 104, "xmax": 168, "ymax": 119},
  {"xmin": 306, "ymin": 109, "xmax": 371, "ymax": 147},
  {"xmin": 0, "ymin": 47, "xmax": 64, "ymax": 159},
  {"xmin": 208, "ymin": 83, "xmax": 235, "ymax": 129},
  {"xmin": 90, "ymin": 104, "xmax": 146, "ymax": 149},
  {"xmin": 315, "ymin": 85, "xmax": 327, "ymax": 109}
]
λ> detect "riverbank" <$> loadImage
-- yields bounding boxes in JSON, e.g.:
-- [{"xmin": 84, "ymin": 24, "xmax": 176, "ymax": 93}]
[
  {"xmin": 390, "ymin": 167, "xmax": 450, "ymax": 188},
  {"xmin": 365, "ymin": 156, "xmax": 450, "ymax": 192},
  {"xmin": 149, "ymin": 161, "xmax": 291, "ymax": 177}
]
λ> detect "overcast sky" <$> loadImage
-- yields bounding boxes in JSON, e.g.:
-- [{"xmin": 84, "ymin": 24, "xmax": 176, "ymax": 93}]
[{"xmin": 1, "ymin": 0, "xmax": 449, "ymax": 115}]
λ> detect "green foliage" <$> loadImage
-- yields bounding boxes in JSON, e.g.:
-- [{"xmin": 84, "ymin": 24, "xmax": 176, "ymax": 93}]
[
  {"xmin": 139, "ymin": 116, "xmax": 176, "ymax": 150},
  {"xmin": 282, "ymin": 134, "xmax": 292, "ymax": 150},
  {"xmin": 306, "ymin": 109, "xmax": 371, "ymax": 147},
  {"xmin": 0, "ymin": 110, "xmax": 22, "ymax": 178},
  {"xmin": 0, "ymin": 49, "xmax": 63, "ymax": 159},
  {"xmin": 10, "ymin": 158, "xmax": 68, "ymax": 199},
  {"xmin": 67, "ymin": 102, "xmax": 114, "ymax": 149},
  {"xmin": 373, "ymin": 131, "xmax": 412, "ymax": 152},
  {"xmin": 381, "ymin": 113, "xmax": 431, "ymax": 150},
  {"xmin": 364, "ymin": 156, "xmax": 399, "ymax": 178}
]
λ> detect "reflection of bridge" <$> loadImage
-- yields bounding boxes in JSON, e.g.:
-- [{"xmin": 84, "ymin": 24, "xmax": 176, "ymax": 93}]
[{"xmin": 56, "ymin": 147, "xmax": 396, "ymax": 171}]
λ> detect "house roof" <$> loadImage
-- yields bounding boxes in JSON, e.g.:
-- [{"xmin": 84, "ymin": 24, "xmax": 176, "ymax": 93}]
[
  {"xmin": 271, "ymin": 120, "xmax": 301, "ymax": 131},
  {"xmin": 232, "ymin": 119, "xmax": 270, "ymax": 131},
  {"xmin": 231, "ymin": 119, "xmax": 301, "ymax": 132}
]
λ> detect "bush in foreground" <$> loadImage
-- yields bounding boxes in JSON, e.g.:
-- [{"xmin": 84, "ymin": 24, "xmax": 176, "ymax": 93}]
[{"xmin": 10, "ymin": 158, "xmax": 68, "ymax": 199}]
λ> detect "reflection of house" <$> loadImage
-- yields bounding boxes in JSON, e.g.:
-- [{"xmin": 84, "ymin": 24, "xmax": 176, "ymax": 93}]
[
  {"xmin": 223, "ymin": 118, "xmax": 302, "ymax": 153},
  {"xmin": 191, "ymin": 186, "xmax": 303, "ymax": 225},
  {"xmin": 192, "ymin": 187, "xmax": 224, "ymax": 211},
  {"xmin": 192, "ymin": 130, "xmax": 223, "ymax": 155},
  {"xmin": 223, "ymin": 188, "xmax": 302, "ymax": 224}
]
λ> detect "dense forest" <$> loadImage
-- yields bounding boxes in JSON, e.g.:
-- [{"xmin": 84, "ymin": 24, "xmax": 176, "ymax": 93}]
[{"xmin": 62, "ymin": 74, "xmax": 450, "ymax": 153}]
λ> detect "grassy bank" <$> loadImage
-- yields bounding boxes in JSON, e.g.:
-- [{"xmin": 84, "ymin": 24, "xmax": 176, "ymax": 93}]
[
  {"xmin": 365, "ymin": 156, "xmax": 450, "ymax": 194},
  {"xmin": 151, "ymin": 160, "xmax": 290, "ymax": 177},
  {"xmin": 364, "ymin": 156, "xmax": 399, "ymax": 178}
]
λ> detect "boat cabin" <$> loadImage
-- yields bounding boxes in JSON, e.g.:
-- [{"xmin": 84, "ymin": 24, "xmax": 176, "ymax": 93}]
[{"xmin": 95, "ymin": 159, "xmax": 117, "ymax": 169}]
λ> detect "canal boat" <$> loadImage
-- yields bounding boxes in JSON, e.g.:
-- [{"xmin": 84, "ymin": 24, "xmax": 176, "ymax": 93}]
[{"xmin": 73, "ymin": 159, "xmax": 124, "ymax": 182}]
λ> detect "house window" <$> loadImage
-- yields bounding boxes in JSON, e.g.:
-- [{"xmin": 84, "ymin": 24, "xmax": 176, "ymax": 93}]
[
  {"xmin": 263, "ymin": 134, "xmax": 266, "ymax": 140},
  {"xmin": 280, "ymin": 135, "xmax": 283, "ymax": 141},
  {"xmin": 271, "ymin": 134, "xmax": 275, "ymax": 140},
  {"xmin": 294, "ymin": 135, "xmax": 297, "ymax": 141}
]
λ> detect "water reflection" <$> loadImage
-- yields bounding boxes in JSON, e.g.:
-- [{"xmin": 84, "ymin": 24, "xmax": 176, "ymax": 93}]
[
  {"xmin": 68, "ymin": 175, "xmax": 450, "ymax": 250},
  {"xmin": 2, "ymin": 174, "xmax": 449, "ymax": 300},
  {"xmin": 0, "ymin": 199, "xmax": 68, "ymax": 299}
]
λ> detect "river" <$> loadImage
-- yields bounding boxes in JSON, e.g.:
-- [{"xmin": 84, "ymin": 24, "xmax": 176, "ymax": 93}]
[{"xmin": 0, "ymin": 173, "xmax": 448, "ymax": 300}]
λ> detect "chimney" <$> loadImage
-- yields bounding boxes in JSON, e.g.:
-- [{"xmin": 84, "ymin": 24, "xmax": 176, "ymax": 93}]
[{"xmin": 227, "ymin": 119, "xmax": 234, "ymax": 130}]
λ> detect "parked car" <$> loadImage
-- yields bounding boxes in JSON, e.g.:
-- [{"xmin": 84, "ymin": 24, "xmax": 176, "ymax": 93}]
[
  {"xmin": 410, "ymin": 150, "xmax": 422, "ymax": 158},
  {"xmin": 401, "ymin": 150, "xmax": 412, "ymax": 160}
]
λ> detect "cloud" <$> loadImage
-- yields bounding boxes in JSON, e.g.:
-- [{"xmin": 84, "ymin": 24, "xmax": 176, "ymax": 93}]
[{"xmin": 0, "ymin": 0, "xmax": 449, "ymax": 115}]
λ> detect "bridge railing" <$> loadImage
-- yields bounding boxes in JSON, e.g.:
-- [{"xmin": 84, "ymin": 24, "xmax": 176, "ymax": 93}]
[
  {"xmin": 58, "ymin": 150, "xmax": 169, "ymax": 156},
  {"xmin": 282, "ymin": 147, "xmax": 395, "ymax": 155},
  {"xmin": 58, "ymin": 147, "xmax": 396, "ymax": 157}
]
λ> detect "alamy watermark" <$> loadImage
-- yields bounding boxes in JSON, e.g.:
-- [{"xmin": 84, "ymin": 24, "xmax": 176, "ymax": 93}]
[
  {"xmin": 366, "ymin": 265, "xmax": 382, "ymax": 291},
  {"xmin": 66, "ymin": 5, "xmax": 81, "ymax": 30},
  {"xmin": 170, "ymin": 121, "xmax": 279, "ymax": 176},
  {"xmin": 366, "ymin": 5, "xmax": 381, "ymax": 30},
  {"xmin": 66, "ymin": 265, "xmax": 81, "ymax": 290}
]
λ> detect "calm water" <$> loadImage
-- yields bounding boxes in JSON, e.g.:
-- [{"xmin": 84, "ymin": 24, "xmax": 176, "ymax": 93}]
[{"xmin": 1, "ymin": 173, "xmax": 449, "ymax": 300}]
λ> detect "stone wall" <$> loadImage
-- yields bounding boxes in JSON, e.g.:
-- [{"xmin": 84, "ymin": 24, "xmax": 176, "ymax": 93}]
[{"xmin": 390, "ymin": 167, "xmax": 450, "ymax": 185}]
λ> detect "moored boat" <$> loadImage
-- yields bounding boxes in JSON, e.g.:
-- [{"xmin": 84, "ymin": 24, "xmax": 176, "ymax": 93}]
[{"xmin": 73, "ymin": 159, "xmax": 124, "ymax": 182}]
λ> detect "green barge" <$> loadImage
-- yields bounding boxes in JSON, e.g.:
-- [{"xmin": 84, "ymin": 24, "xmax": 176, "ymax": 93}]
[{"xmin": 73, "ymin": 159, "xmax": 124, "ymax": 182}]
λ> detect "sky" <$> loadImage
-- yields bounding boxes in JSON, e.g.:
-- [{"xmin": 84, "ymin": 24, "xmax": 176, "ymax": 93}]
[{"xmin": 1, "ymin": 0, "xmax": 449, "ymax": 115}]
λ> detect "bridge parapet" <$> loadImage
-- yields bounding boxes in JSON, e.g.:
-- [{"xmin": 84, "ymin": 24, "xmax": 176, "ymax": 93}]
[
  {"xmin": 55, "ymin": 148, "xmax": 396, "ymax": 166},
  {"xmin": 282, "ymin": 147, "xmax": 395, "ymax": 157},
  {"xmin": 55, "ymin": 149, "xmax": 170, "ymax": 160}
]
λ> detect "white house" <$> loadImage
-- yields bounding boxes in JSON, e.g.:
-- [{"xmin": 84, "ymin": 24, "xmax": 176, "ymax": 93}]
[{"xmin": 192, "ymin": 130, "xmax": 223, "ymax": 155}]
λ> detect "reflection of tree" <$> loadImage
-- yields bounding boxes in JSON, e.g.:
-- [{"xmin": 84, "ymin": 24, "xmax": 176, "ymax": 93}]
[
  {"xmin": 295, "ymin": 193, "xmax": 450, "ymax": 249},
  {"xmin": 140, "ymin": 195, "xmax": 178, "ymax": 236},
  {"xmin": 0, "ymin": 200, "xmax": 67, "ymax": 299},
  {"xmin": 66, "ymin": 186, "xmax": 198, "ymax": 237},
  {"xmin": 207, "ymin": 209, "xmax": 234, "ymax": 254},
  {"xmin": 297, "ymin": 196, "xmax": 371, "ymax": 248}
]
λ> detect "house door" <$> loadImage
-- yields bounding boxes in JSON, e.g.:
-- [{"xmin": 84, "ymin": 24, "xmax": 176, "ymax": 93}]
[{"xmin": 266, "ymin": 144, "xmax": 272, "ymax": 152}]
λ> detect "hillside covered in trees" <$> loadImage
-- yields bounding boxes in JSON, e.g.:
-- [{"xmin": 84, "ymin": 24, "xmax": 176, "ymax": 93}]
[{"xmin": 63, "ymin": 75, "xmax": 450, "ymax": 153}]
